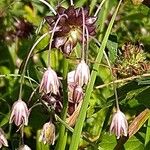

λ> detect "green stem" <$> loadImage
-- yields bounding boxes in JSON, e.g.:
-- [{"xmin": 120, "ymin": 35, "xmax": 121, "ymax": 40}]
[
  {"xmin": 97, "ymin": 0, "xmax": 110, "ymax": 42},
  {"xmin": 69, "ymin": 1, "xmax": 122, "ymax": 150},
  {"xmin": 145, "ymin": 117, "xmax": 150, "ymax": 147},
  {"xmin": 0, "ymin": 74, "xmax": 38, "ymax": 84},
  {"xmin": 18, "ymin": 32, "xmax": 50, "ymax": 100},
  {"xmin": 47, "ymin": 14, "xmax": 68, "ymax": 66},
  {"xmin": 39, "ymin": 0, "xmax": 56, "ymax": 15},
  {"xmin": 55, "ymin": 57, "xmax": 68, "ymax": 150},
  {"xmin": 94, "ymin": 0, "xmax": 106, "ymax": 17}
]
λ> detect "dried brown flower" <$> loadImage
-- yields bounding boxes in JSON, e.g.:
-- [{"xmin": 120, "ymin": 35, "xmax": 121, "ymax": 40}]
[{"xmin": 39, "ymin": 122, "xmax": 55, "ymax": 145}]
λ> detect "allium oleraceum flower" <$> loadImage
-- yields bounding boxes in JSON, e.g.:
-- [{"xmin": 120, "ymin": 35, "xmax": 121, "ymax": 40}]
[
  {"xmin": 45, "ymin": 6, "xmax": 97, "ymax": 55},
  {"xmin": 110, "ymin": 110, "xmax": 128, "ymax": 139},
  {"xmin": 74, "ymin": 60, "xmax": 90, "ymax": 86},
  {"xmin": 0, "ymin": 128, "xmax": 8, "ymax": 148},
  {"xmin": 39, "ymin": 67, "xmax": 60, "ymax": 95},
  {"xmin": 39, "ymin": 122, "xmax": 55, "ymax": 145},
  {"xmin": 9, "ymin": 99, "xmax": 29, "ymax": 126}
]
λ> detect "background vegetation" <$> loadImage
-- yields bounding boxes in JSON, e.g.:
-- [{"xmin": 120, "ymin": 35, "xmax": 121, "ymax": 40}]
[{"xmin": 0, "ymin": 0, "xmax": 150, "ymax": 149}]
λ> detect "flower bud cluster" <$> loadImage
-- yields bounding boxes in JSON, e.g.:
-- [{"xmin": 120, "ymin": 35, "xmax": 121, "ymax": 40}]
[{"xmin": 45, "ymin": 6, "xmax": 96, "ymax": 55}]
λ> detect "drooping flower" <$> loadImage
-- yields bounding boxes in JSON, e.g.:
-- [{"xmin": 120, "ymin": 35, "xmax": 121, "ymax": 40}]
[
  {"xmin": 74, "ymin": 60, "xmax": 90, "ymax": 86},
  {"xmin": 0, "ymin": 128, "xmax": 8, "ymax": 148},
  {"xmin": 110, "ymin": 110, "xmax": 128, "ymax": 139},
  {"xmin": 39, "ymin": 122, "xmax": 55, "ymax": 145},
  {"xmin": 9, "ymin": 99, "xmax": 29, "ymax": 126},
  {"xmin": 45, "ymin": 6, "xmax": 97, "ymax": 55},
  {"xmin": 18, "ymin": 144, "xmax": 31, "ymax": 150},
  {"xmin": 39, "ymin": 67, "xmax": 60, "ymax": 95}
]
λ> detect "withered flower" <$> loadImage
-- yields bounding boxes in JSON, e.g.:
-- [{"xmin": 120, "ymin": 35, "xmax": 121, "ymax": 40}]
[
  {"xmin": 0, "ymin": 128, "xmax": 8, "ymax": 148},
  {"xmin": 113, "ymin": 42, "xmax": 150, "ymax": 78},
  {"xmin": 45, "ymin": 6, "xmax": 97, "ymax": 55},
  {"xmin": 74, "ymin": 60, "xmax": 90, "ymax": 86},
  {"xmin": 39, "ymin": 122, "xmax": 55, "ymax": 145},
  {"xmin": 39, "ymin": 67, "xmax": 60, "ymax": 95},
  {"xmin": 110, "ymin": 110, "xmax": 128, "ymax": 139},
  {"xmin": 9, "ymin": 99, "xmax": 29, "ymax": 126}
]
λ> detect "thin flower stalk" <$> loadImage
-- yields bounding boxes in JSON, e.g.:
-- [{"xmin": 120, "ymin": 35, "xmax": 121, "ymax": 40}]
[
  {"xmin": 18, "ymin": 32, "xmax": 50, "ymax": 100},
  {"xmin": 47, "ymin": 14, "xmax": 68, "ymax": 66}
]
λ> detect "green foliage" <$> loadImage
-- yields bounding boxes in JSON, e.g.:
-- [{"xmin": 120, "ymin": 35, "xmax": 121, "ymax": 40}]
[{"xmin": 0, "ymin": 0, "xmax": 150, "ymax": 150}]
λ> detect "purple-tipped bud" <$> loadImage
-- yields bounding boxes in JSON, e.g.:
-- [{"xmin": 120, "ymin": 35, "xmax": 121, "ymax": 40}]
[
  {"xmin": 72, "ymin": 85, "xmax": 83, "ymax": 103},
  {"xmin": 54, "ymin": 36, "xmax": 67, "ymax": 49},
  {"xmin": 39, "ymin": 122, "xmax": 55, "ymax": 145},
  {"xmin": 86, "ymin": 17, "xmax": 97, "ymax": 25},
  {"xmin": 18, "ymin": 144, "xmax": 31, "ymax": 150},
  {"xmin": 0, "ymin": 128, "xmax": 8, "ymax": 148},
  {"xmin": 39, "ymin": 67, "xmax": 60, "ymax": 95},
  {"xmin": 110, "ymin": 110, "xmax": 128, "ymax": 139},
  {"xmin": 9, "ymin": 99, "xmax": 29, "ymax": 126},
  {"xmin": 74, "ymin": 60, "xmax": 90, "ymax": 86}
]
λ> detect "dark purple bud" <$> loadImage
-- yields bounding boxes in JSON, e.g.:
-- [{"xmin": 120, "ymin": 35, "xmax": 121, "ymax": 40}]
[
  {"xmin": 57, "ymin": 6, "xmax": 66, "ymax": 15},
  {"xmin": 45, "ymin": 16, "xmax": 55, "ymax": 25},
  {"xmin": 88, "ymin": 26, "xmax": 96, "ymax": 36},
  {"xmin": 65, "ymin": 6, "xmax": 76, "ymax": 18}
]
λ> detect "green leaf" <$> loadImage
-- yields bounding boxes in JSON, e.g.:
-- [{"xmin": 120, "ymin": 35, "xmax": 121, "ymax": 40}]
[
  {"xmin": 36, "ymin": 130, "xmax": 49, "ymax": 150},
  {"xmin": 107, "ymin": 35, "xmax": 118, "ymax": 63},
  {"xmin": 69, "ymin": 1, "xmax": 123, "ymax": 150}
]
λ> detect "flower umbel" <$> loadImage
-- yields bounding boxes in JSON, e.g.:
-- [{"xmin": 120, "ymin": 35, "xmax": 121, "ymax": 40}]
[
  {"xmin": 39, "ymin": 121, "xmax": 55, "ymax": 145},
  {"xmin": 110, "ymin": 110, "xmax": 128, "ymax": 139},
  {"xmin": 45, "ymin": 6, "xmax": 97, "ymax": 55},
  {"xmin": 74, "ymin": 60, "xmax": 90, "ymax": 86},
  {"xmin": 9, "ymin": 99, "xmax": 29, "ymax": 126},
  {"xmin": 0, "ymin": 128, "xmax": 8, "ymax": 148},
  {"xmin": 39, "ymin": 67, "xmax": 60, "ymax": 95}
]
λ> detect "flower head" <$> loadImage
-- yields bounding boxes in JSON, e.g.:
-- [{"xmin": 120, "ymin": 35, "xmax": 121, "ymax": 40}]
[
  {"xmin": 39, "ymin": 67, "xmax": 60, "ymax": 95},
  {"xmin": 45, "ymin": 6, "xmax": 97, "ymax": 55},
  {"xmin": 18, "ymin": 144, "xmax": 31, "ymax": 150},
  {"xmin": 39, "ymin": 122, "xmax": 55, "ymax": 145},
  {"xmin": 74, "ymin": 60, "xmax": 90, "ymax": 86},
  {"xmin": 0, "ymin": 128, "xmax": 8, "ymax": 148},
  {"xmin": 110, "ymin": 110, "xmax": 128, "ymax": 139},
  {"xmin": 9, "ymin": 99, "xmax": 29, "ymax": 126}
]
